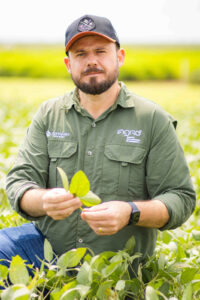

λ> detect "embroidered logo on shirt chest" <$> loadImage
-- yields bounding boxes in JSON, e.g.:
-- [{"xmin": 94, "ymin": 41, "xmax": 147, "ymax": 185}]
[
  {"xmin": 46, "ymin": 130, "xmax": 70, "ymax": 139},
  {"xmin": 117, "ymin": 129, "xmax": 142, "ymax": 143}
]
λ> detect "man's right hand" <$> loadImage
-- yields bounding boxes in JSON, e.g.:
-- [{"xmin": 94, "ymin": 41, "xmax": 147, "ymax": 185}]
[
  {"xmin": 20, "ymin": 188, "xmax": 82, "ymax": 219},
  {"xmin": 42, "ymin": 188, "xmax": 82, "ymax": 220}
]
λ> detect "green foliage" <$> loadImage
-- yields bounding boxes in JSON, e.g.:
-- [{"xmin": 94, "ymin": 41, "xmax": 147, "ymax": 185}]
[
  {"xmin": 57, "ymin": 167, "xmax": 69, "ymax": 191},
  {"xmin": 1, "ymin": 44, "xmax": 200, "ymax": 82},
  {"xmin": 0, "ymin": 79, "xmax": 200, "ymax": 298},
  {"xmin": 9, "ymin": 255, "xmax": 29, "ymax": 285},
  {"xmin": 1, "ymin": 232, "xmax": 200, "ymax": 299},
  {"xmin": 69, "ymin": 170, "xmax": 90, "ymax": 197},
  {"xmin": 58, "ymin": 168, "xmax": 101, "ymax": 207}
]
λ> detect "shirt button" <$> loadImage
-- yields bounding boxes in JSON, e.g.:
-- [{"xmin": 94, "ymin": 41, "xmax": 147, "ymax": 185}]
[
  {"xmin": 91, "ymin": 122, "xmax": 96, "ymax": 128},
  {"xmin": 88, "ymin": 151, "xmax": 92, "ymax": 156},
  {"xmin": 78, "ymin": 238, "xmax": 83, "ymax": 243}
]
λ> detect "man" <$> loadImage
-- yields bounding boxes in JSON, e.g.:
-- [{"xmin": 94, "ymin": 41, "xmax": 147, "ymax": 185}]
[{"xmin": 2, "ymin": 15, "xmax": 196, "ymax": 272}]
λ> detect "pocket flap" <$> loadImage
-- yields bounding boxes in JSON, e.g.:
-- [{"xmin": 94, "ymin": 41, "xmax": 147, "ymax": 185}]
[
  {"xmin": 48, "ymin": 141, "xmax": 77, "ymax": 158},
  {"xmin": 105, "ymin": 144, "xmax": 146, "ymax": 164}
]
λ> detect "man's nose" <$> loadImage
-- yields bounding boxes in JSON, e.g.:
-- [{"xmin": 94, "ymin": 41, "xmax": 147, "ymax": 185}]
[{"xmin": 87, "ymin": 53, "xmax": 98, "ymax": 66}]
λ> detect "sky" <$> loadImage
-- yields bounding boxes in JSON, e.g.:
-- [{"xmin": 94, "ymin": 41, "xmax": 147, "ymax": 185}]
[{"xmin": 1, "ymin": 0, "xmax": 200, "ymax": 45}]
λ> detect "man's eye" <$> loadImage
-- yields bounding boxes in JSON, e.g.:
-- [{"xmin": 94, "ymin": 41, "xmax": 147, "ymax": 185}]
[
  {"xmin": 97, "ymin": 50, "xmax": 105, "ymax": 53},
  {"xmin": 77, "ymin": 53, "xmax": 85, "ymax": 57}
]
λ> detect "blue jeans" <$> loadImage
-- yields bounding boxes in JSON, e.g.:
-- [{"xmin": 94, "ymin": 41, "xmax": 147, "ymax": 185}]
[{"xmin": 0, "ymin": 223, "xmax": 45, "ymax": 270}]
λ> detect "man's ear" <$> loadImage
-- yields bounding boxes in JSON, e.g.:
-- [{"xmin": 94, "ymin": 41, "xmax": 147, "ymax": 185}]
[
  {"xmin": 117, "ymin": 48, "xmax": 125, "ymax": 67},
  {"xmin": 64, "ymin": 57, "xmax": 71, "ymax": 74}
]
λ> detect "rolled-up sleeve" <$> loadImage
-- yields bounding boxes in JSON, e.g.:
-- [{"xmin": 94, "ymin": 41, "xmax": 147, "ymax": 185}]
[
  {"xmin": 6, "ymin": 104, "xmax": 49, "ymax": 220},
  {"xmin": 146, "ymin": 108, "xmax": 196, "ymax": 230}
]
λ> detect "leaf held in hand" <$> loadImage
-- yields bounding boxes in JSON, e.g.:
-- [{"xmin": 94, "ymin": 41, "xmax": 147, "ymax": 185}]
[
  {"xmin": 80, "ymin": 190, "xmax": 101, "ymax": 207},
  {"xmin": 57, "ymin": 167, "xmax": 69, "ymax": 191},
  {"xmin": 69, "ymin": 170, "xmax": 90, "ymax": 197}
]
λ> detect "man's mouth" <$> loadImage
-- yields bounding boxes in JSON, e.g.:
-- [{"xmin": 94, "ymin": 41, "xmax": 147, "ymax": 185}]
[{"xmin": 82, "ymin": 68, "xmax": 104, "ymax": 76}]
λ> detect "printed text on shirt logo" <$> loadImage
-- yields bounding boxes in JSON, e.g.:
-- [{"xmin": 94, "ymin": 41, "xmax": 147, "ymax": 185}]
[
  {"xmin": 46, "ymin": 131, "xmax": 70, "ymax": 139},
  {"xmin": 117, "ymin": 129, "xmax": 142, "ymax": 143}
]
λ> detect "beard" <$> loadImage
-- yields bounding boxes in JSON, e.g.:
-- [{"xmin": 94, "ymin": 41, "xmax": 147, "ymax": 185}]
[{"xmin": 71, "ymin": 67, "xmax": 119, "ymax": 95}]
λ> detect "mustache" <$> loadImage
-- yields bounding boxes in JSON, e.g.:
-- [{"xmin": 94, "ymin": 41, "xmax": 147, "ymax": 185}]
[{"xmin": 82, "ymin": 67, "xmax": 104, "ymax": 75}]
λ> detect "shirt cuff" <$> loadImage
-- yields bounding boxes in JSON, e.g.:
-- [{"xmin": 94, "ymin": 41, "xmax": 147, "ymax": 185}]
[
  {"xmin": 14, "ymin": 183, "xmax": 46, "ymax": 221},
  {"xmin": 153, "ymin": 192, "xmax": 184, "ymax": 231}
]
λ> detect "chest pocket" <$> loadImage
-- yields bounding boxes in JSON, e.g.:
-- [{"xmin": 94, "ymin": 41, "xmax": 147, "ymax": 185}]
[
  {"xmin": 102, "ymin": 144, "xmax": 147, "ymax": 197},
  {"xmin": 47, "ymin": 140, "xmax": 78, "ymax": 188}
]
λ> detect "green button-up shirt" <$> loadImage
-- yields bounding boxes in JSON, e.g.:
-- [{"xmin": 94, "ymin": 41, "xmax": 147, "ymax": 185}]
[{"xmin": 6, "ymin": 82, "xmax": 196, "ymax": 262}]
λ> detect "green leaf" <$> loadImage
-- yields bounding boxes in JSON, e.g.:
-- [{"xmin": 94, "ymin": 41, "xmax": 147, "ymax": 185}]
[
  {"xmin": 75, "ymin": 285, "xmax": 90, "ymax": 298},
  {"xmin": 159, "ymin": 281, "xmax": 169, "ymax": 297},
  {"xmin": 50, "ymin": 288, "xmax": 62, "ymax": 300},
  {"xmin": 160, "ymin": 230, "xmax": 172, "ymax": 244},
  {"xmin": 145, "ymin": 286, "xmax": 159, "ymax": 300},
  {"xmin": 69, "ymin": 170, "xmax": 90, "ymax": 197},
  {"xmin": 180, "ymin": 267, "xmax": 197, "ymax": 284},
  {"xmin": 102, "ymin": 261, "xmax": 122, "ymax": 278},
  {"xmin": 44, "ymin": 238, "xmax": 54, "ymax": 262},
  {"xmin": 90, "ymin": 253, "xmax": 115, "ymax": 273},
  {"xmin": 57, "ymin": 248, "xmax": 87, "ymax": 269},
  {"xmin": 1, "ymin": 286, "xmax": 14, "ymax": 300},
  {"xmin": 57, "ymin": 167, "xmax": 69, "ymax": 191},
  {"xmin": 116, "ymin": 280, "xmax": 125, "ymax": 291},
  {"xmin": 9, "ymin": 256, "xmax": 29, "ymax": 285},
  {"xmin": 192, "ymin": 230, "xmax": 200, "ymax": 241},
  {"xmin": 96, "ymin": 280, "xmax": 114, "ymax": 300},
  {"xmin": 125, "ymin": 279, "xmax": 141, "ymax": 295},
  {"xmin": 77, "ymin": 261, "xmax": 91, "ymax": 285},
  {"xmin": 80, "ymin": 190, "xmax": 101, "ymax": 207},
  {"xmin": 182, "ymin": 283, "xmax": 192, "ymax": 300},
  {"xmin": 158, "ymin": 253, "xmax": 166, "ymax": 270},
  {"xmin": 12, "ymin": 286, "xmax": 30, "ymax": 299},
  {"xmin": 60, "ymin": 285, "xmax": 90, "ymax": 300},
  {"xmin": 1, "ymin": 284, "xmax": 30, "ymax": 300},
  {"xmin": 60, "ymin": 288, "xmax": 80, "ymax": 300},
  {"xmin": 0, "ymin": 264, "xmax": 9, "ymax": 280},
  {"xmin": 123, "ymin": 235, "xmax": 135, "ymax": 255}
]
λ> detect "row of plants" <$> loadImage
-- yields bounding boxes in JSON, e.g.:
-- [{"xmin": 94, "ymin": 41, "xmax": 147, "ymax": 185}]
[
  {"xmin": 0, "ymin": 44, "xmax": 200, "ymax": 82},
  {"xmin": 1, "ymin": 228, "xmax": 200, "ymax": 299}
]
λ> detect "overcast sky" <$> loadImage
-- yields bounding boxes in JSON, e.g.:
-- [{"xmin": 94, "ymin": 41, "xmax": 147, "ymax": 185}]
[{"xmin": 1, "ymin": 0, "xmax": 200, "ymax": 44}]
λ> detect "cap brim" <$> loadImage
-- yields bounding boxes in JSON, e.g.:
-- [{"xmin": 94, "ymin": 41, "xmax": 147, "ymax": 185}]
[{"xmin": 65, "ymin": 31, "xmax": 116, "ymax": 52}]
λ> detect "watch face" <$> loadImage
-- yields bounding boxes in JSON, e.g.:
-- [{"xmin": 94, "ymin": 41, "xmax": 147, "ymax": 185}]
[
  {"xmin": 128, "ymin": 202, "xmax": 140, "ymax": 225},
  {"xmin": 132, "ymin": 211, "xmax": 140, "ymax": 224}
]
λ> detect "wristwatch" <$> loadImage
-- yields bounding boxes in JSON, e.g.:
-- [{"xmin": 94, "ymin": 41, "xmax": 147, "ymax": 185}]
[{"xmin": 128, "ymin": 202, "xmax": 140, "ymax": 225}]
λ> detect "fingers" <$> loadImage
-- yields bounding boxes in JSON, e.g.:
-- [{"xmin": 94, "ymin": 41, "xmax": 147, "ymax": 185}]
[
  {"xmin": 81, "ymin": 209, "xmax": 108, "ymax": 222},
  {"xmin": 81, "ymin": 211, "xmax": 119, "ymax": 236},
  {"xmin": 42, "ymin": 188, "xmax": 82, "ymax": 220},
  {"xmin": 91, "ymin": 225, "xmax": 117, "ymax": 236},
  {"xmin": 81, "ymin": 201, "xmax": 132, "ymax": 236}
]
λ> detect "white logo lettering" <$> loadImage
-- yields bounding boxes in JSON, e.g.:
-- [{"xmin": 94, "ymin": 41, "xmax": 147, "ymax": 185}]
[
  {"xmin": 117, "ymin": 129, "xmax": 142, "ymax": 143},
  {"xmin": 46, "ymin": 131, "xmax": 70, "ymax": 139}
]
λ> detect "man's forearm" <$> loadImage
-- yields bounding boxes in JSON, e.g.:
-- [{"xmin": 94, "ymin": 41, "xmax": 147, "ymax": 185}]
[
  {"xmin": 135, "ymin": 199, "xmax": 170, "ymax": 228},
  {"xmin": 20, "ymin": 189, "xmax": 47, "ymax": 217}
]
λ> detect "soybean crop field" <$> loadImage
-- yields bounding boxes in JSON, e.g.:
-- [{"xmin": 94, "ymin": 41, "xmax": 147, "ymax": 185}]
[
  {"xmin": 0, "ymin": 77, "xmax": 200, "ymax": 299},
  {"xmin": 1, "ymin": 44, "xmax": 200, "ymax": 82}
]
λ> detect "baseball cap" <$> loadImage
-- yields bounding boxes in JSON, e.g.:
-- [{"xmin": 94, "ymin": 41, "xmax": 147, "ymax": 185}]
[{"xmin": 65, "ymin": 14, "xmax": 120, "ymax": 53}]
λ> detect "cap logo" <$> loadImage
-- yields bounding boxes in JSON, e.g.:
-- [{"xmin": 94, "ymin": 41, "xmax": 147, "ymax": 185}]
[{"xmin": 78, "ymin": 17, "xmax": 95, "ymax": 32}]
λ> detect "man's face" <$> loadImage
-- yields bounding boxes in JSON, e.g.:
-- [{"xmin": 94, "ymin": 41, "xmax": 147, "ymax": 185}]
[{"xmin": 64, "ymin": 35, "xmax": 124, "ymax": 95}]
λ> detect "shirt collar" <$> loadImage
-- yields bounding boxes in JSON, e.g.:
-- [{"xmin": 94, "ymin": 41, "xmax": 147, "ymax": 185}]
[
  {"xmin": 112, "ymin": 82, "xmax": 135, "ymax": 109},
  {"xmin": 61, "ymin": 88, "xmax": 81, "ymax": 111},
  {"xmin": 61, "ymin": 81, "xmax": 135, "ymax": 111}
]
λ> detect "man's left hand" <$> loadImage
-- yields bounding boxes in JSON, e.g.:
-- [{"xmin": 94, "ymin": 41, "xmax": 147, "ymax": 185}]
[{"xmin": 81, "ymin": 201, "xmax": 132, "ymax": 235}]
